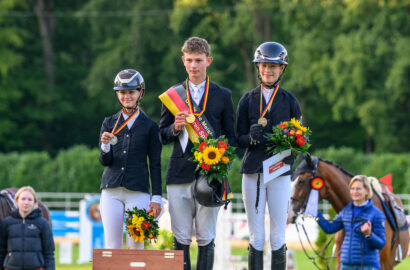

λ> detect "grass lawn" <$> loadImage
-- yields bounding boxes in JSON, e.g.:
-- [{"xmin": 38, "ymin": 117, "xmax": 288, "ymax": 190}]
[{"xmin": 55, "ymin": 244, "xmax": 410, "ymax": 270}]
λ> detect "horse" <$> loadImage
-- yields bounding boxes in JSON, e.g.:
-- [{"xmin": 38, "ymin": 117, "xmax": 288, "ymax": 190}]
[
  {"xmin": 288, "ymin": 156, "xmax": 409, "ymax": 270},
  {"xmin": 0, "ymin": 188, "xmax": 52, "ymax": 227}
]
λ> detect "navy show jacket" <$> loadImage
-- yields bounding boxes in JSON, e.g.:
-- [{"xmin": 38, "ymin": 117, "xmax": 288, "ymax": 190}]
[
  {"xmin": 159, "ymin": 80, "xmax": 236, "ymax": 185},
  {"xmin": 99, "ymin": 110, "xmax": 162, "ymax": 196},
  {"xmin": 236, "ymin": 85, "xmax": 302, "ymax": 174}
]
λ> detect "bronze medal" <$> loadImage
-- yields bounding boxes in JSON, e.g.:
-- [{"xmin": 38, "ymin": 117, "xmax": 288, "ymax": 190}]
[
  {"xmin": 258, "ymin": 117, "xmax": 268, "ymax": 127},
  {"xmin": 186, "ymin": 114, "xmax": 196, "ymax": 124},
  {"xmin": 109, "ymin": 136, "xmax": 118, "ymax": 145}
]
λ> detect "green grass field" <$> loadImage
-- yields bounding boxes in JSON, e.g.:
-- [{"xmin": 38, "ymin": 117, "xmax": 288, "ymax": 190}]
[{"xmin": 55, "ymin": 244, "xmax": 410, "ymax": 270}]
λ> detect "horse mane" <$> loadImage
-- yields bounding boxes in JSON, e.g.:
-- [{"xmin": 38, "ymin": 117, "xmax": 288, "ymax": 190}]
[{"xmin": 319, "ymin": 158, "xmax": 355, "ymax": 178}]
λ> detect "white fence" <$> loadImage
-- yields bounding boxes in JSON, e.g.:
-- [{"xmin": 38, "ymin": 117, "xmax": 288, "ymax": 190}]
[{"xmin": 37, "ymin": 192, "xmax": 410, "ymax": 214}]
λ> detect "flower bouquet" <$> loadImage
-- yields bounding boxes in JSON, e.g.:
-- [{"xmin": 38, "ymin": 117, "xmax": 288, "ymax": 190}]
[
  {"xmin": 191, "ymin": 135, "xmax": 236, "ymax": 184},
  {"xmin": 266, "ymin": 117, "xmax": 312, "ymax": 156},
  {"xmin": 125, "ymin": 207, "xmax": 159, "ymax": 243}
]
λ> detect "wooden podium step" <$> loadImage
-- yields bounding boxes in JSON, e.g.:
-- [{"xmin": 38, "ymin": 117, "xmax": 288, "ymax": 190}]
[{"xmin": 92, "ymin": 249, "xmax": 184, "ymax": 270}]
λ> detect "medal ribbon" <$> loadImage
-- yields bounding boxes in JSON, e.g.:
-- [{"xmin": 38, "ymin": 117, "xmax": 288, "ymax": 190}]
[
  {"xmin": 158, "ymin": 84, "xmax": 215, "ymax": 143},
  {"xmin": 186, "ymin": 76, "xmax": 210, "ymax": 116},
  {"xmin": 111, "ymin": 108, "xmax": 139, "ymax": 135},
  {"xmin": 260, "ymin": 84, "xmax": 279, "ymax": 118}
]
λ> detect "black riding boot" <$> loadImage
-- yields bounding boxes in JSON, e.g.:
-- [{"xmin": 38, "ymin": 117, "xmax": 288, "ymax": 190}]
[
  {"xmin": 173, "ymin": 238, "xmax": 191, "ymax": 270},
  {"xmin": 248, "ymin": 244, "xmax": 264, "ymax": 270},
  {"xmin": 271, "ymin": 244, "xmax": 287, "ymax": 270},
  {"xmin": 196, "ymin": 239, "xmax": 215, "ymax": 270}
]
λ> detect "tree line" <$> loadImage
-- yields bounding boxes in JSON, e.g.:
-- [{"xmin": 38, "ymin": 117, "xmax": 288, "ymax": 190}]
[{"xmin": 0, "ymin": 0, "xmax": 409, "ymax": 154}]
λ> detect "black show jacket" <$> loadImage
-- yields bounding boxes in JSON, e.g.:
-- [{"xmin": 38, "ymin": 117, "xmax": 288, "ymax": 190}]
[
  {"xmin": 99, "ymin": 110, "xmax": 162, "ymax": 196},
  {"xmin": 236, "ymin": 86, "xmax": 302, "ymax": 174}
]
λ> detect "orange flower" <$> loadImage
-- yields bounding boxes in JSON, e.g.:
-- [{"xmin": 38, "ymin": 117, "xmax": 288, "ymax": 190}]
[
  {"xmin": 148, "ymin": 211, "xmax": 154, "ymax": 216},
  {"xmin": 149, "ymin": 234, "xmax": 154, "ymax": 239},
  {"xmin": 288, "ymin": 130, "xmax": 295, "ymax": 136},
  {"xmin": 222, "ymin": 156, "xmax": 230, "ymax": 164},
  {"xmin": 218, "ymin": 148, "xmax": 226, "ymax": 155}
]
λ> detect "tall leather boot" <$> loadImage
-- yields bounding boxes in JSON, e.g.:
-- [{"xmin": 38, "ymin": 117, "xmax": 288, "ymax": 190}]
[
  {"xmin": 173, "ymin": 237, "xmax": 191, "ymax": 270},
  {"xmin": 271, "ymin": 244, "xmax": 287, "ymax": 270},
  {"xmin": 196, "ymin": 239, "xmax": 215, "ymax": 270},
  {"xmin": 248, "ymin": 244, "xmax": 264, "ymax": 270}
]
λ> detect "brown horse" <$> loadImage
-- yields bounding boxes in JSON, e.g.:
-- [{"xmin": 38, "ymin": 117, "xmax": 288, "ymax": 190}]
[
  {"xmin": 288, "ymin": 156, "xmax": 409, "ymax": 270},
  {"xmin": 0, "ymin": 188, "xmax": 52, "ymax": 227}
]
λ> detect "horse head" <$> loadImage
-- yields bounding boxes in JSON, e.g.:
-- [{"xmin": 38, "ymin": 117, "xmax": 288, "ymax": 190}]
[{"xmin": 288, "ymin": 155, "xmax": 322, "ymax": 223}]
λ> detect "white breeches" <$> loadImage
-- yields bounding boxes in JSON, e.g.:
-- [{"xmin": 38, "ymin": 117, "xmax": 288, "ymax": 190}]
[
  {"xmin": 242, "ymin": 173, "xmax": 291, "ymax": 251},
  {"xmin": 167, "ymin": 182, "xmax": 220, "ymax": 246},
  {"xmin": 100, "ymin": 187, "xmax": 150, "ymax": 249}
]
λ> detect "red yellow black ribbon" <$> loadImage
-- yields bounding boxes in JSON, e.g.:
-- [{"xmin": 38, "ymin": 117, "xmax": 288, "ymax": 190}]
[
  {"xmin": 111, "ymin": 108, "xmax": 139, "ymax": 135},
  {"xmin": 259, "ymin": 84, "xmax": 279, "ymax": 118},
  {"xmin": 186, "ymin": 76, "xmax": 210, "ymax": 116}
]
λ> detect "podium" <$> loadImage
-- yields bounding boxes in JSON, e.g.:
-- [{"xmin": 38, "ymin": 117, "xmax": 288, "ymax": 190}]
[{"xmin": 92, "ymin": 249, "xmax": 184, "ymax": 269}]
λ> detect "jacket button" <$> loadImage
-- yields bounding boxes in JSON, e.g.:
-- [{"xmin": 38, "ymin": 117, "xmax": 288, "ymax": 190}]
[
  {"xmin": 123, "ymin": 150, "xmax": 126, "ymax": 154},
  {"xmin": 126, "ymin": 134, "xmax": 129, "ymax": 137},
  {"xmin": 121, "ymin": 167, "xmax": 124, "ymax": 170}
]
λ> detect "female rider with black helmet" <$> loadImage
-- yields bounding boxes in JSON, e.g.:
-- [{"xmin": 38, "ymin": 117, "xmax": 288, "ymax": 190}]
[
  {"xmin": 236, "ymin": 42, "xmax": 302, "ymax": 269},
  {"xmin": 98, "ymin": 69, "xmax": 162, "ymax": 249}
]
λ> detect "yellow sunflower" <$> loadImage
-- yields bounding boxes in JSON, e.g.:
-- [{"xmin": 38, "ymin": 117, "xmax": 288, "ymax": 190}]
[
  {"xmin": 129, "ymin": 225, "xmax": 145, "ymax": 242},
  {"xmin": 203, "ymin": 146, "xmax": 222, "ymax": 165}
]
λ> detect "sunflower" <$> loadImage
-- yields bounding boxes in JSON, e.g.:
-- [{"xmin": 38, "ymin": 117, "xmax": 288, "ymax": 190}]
[
  {"xmin": 129, "ymin": 225, "xmax": 145, "ymax": 242},
  {"xmin": 202, "ymin": 146, "xmax": 222, "ymax": 165}
]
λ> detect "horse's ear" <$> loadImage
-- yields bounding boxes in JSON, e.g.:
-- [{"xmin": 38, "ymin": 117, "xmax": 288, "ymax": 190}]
[{"xmin": 305, "ymin": 154, "xmax": 312, "ymax": 168}]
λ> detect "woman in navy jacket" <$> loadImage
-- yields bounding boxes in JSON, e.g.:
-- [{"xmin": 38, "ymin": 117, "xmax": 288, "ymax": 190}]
[
  {"xmin": 0, "ymin": 186, "xmax": 55, "ymax": 270},
  {"xmin": 99, "ymin": 69, "xmax": 162, "ymax": 249},
  {"xmin": 317, "ymin": 175, "xmax": 386, "ymax": 270}
]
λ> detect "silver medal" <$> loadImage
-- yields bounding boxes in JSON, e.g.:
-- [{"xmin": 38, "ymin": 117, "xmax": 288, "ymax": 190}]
[{"xmin": 109, "ymin": 136, "xmax": 118, "ymax": 145}]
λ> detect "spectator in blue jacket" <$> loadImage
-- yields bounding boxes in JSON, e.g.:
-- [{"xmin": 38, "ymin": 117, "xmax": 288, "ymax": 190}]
[
  {"xmin": 316, "ymin": 175, "xmax": 386, "ymax": 270},
  {"xmin": 0, "ymin": 186, "xmax": 55, "ymax": 270}
]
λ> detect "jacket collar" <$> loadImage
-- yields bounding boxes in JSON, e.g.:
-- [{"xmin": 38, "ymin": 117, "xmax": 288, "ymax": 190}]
[{"xmin": 12, "ymin": 207, "xmax": 42, "ymax": 219}]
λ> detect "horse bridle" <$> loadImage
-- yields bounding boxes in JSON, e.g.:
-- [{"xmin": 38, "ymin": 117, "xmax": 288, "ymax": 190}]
[{"xmin": 291, "ymin": 156, "xmax": 320, "ymax": 215}]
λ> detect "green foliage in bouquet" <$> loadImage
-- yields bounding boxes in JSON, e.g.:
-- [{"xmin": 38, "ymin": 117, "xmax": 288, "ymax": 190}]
[
  {"xmin": 266, "ymin": 118, "xmax": 312, "ymax": 156},
  {"xmin": 190, "ymin": 135, "xmax": 236, "ymax": 184},
  {"xmin": 125, "ymin": 207, "xmax": 159, "ymax": 243}
]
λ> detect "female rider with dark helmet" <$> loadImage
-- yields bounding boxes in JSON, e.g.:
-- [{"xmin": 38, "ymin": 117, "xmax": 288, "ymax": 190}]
[
  {"xmin": 236, "ymin": 42, "xmax": 302, "ymax": 270},
  {"xmin": 99, "ymin": 69, "xmax": 162, "ymax": 249}
]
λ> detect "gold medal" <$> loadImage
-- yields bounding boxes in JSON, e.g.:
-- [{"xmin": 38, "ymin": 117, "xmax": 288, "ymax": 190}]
[
  {"xmin": 258, "ymin": 117, "xmax": 268, "ymax": 127},
  {"xmin": 186, "ymin": 114, "xmax": 195, "ymax": 124}
]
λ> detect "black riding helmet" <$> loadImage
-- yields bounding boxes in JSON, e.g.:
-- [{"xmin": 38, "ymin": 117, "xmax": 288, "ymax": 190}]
[
  {"xmin": 113, "ymin": 69, "xmax": 145, "ymax": 107},
  {"xmin": 194, "ymin": 176, "xmax": 230, "ymax": 208},
  {"xmin": 253, "ymin": 42, "xmax": 288, "ymax": 88}
]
